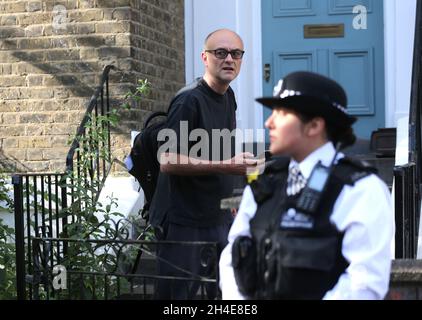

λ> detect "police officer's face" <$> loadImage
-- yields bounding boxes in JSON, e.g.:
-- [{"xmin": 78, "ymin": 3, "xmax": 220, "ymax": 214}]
[
  {"xmin": 265, "ymin": 108, "xmax": 308, "ymax": 160},
  {"xmin": 202, "ymin": 30, "xmax": 244, "ymax": 85}
]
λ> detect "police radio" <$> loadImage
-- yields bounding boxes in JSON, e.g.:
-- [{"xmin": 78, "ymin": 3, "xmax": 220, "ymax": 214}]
[{"xmin": 295, "ymin": 144, "xmax": 341, "ymax": 214}]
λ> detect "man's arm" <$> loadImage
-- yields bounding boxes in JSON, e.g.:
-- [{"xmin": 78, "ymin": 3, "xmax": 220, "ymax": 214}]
[{"xmin": 160, "ymin": 152, "xmax": 260, "ymax": 176}]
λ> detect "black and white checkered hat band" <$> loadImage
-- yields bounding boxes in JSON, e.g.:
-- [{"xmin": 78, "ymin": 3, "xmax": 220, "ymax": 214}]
[{"xmin": 278, "ymin": 89, "xmax": 348, "ymax": 115}]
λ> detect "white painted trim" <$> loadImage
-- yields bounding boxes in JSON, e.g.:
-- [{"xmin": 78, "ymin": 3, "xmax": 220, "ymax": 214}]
[
  {"xmin": 383, "ymin": 0, "xmax": 396, "ymax": 128},
  {"xmin": 252, "ymin": 0, "xmax": 264, "ymax": 133},
  {"xmin": 384, "ymin": 0, "xmax": 417, "ymax": 129},
  {"xmin": 184, "ymin": 0, "xmax": 194, "ymax": 84},
  {"xmin": 234, "ymin": 0, "xmax": 264, "ymax": 133}
]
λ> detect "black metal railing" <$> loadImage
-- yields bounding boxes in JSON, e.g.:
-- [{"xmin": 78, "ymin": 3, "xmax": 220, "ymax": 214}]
[
  {"xmin": 394, "ymin": 163, "xmax": 420, "ymax": 259},
  {"xmin": 30, "ymin": 238, "xmax": 218, "ymax": 300},
  {"xmin": 12, "ymin": 65, "xmax": 221, "ymax": 300},
  {"xmin": 12, "ymin": 65, "xmax": 116, "ymax": 300},
  {"xmin": 13, "ymin": 173, "xmax": 68, "ymax": 300},
  {"xmin": 66, "ymin": 64, "xmax": 115, "ymax": 204}
]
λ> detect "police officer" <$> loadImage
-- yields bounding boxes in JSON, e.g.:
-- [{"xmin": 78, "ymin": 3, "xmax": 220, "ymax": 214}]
[{"xmin": 219, "ymin": 71, "xmax": 394, "ymax": 300}]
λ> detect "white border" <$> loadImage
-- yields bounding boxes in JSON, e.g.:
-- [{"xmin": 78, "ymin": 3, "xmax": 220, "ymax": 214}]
[{"xmin": 384, "ymin": 0, "xmax": 417, "ymax": 128}]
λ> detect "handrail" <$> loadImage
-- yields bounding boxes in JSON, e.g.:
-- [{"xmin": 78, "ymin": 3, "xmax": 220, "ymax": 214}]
[
  {"xmin": 394, "ymin": 163, "xmax": 419, "ymax": 259},
  {"xmin": 65, "ymin": 65, "xmax": 116, "ymax": 172},
  {"xmin": 13, "ymin": 65, "xmax": 117, "ymax": 300}
]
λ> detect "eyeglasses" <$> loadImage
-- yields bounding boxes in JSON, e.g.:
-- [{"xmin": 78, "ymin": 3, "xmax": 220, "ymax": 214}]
[{"xmin": 205, "ymin": 48, "xmax": 245, "ymax": 60}]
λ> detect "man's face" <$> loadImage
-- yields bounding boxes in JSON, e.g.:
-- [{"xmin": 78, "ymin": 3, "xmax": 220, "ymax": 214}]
[
  {"xmin": 265, "ymin": 108, "xmax": 308, "ymax": 159},
  {"xmin": 202, "ymin": 30, "xmax": 244, "ymax": 85}
]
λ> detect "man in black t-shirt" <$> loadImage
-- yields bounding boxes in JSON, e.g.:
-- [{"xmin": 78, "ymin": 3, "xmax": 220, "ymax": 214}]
[{"xmin": 151, "ymin": 29, "xmax": 258, "ymax": 299}]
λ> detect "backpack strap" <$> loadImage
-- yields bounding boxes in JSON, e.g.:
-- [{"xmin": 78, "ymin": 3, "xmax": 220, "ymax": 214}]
[
  {"xmin": 174, "ymin": 77, "xmax": 202, "ymax": 96},
  {"xmin": 140, "ymin": 202, "xmax": 150, "ymax": 220},
  {"xmin": 142, "ymin": 79, "xmax": 202, "ymax": 130},
  {"xmin": 144, "ymin": 111, "xmax": 167, "ymax": 129}
]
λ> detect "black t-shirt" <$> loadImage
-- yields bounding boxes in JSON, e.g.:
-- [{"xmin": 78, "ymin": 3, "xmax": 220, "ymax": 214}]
[{"xmin": 160, "ymin": 78, "xmax": 237, "ymax": 228}]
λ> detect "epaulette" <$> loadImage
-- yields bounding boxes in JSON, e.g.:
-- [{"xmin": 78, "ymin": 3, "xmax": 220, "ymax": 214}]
[{"xmin": 334, "ymin": 157, "xmax": 378, "ymax": 185}]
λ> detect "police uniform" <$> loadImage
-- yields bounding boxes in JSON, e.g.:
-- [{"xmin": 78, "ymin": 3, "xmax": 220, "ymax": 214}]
[{"xmin": 219, "ymin": 72, "xmax": 394, "ymax": 300}]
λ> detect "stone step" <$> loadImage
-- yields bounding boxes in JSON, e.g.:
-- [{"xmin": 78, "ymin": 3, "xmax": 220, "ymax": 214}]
[{"xmin": 386, "ymin": 259, "xmax": 422, "ymax": 300}]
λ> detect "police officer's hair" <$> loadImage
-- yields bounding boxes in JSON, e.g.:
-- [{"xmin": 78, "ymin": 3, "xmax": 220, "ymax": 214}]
[
  {"xmin": 326, "ymin": 125, "xmax": 356, "ymax": 149},
  {"xmin": 297, "ymin": 113, "xmax": 356, "ymax": 150}
]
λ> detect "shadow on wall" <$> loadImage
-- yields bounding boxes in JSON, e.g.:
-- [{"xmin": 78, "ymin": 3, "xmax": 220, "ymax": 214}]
[
  {"xmin": 0, "ymin": 149, "xmax": 29, "ymax": 173},
  {"xmin": 10, "ymin": 47, "xmax": 152, "ymax": 137}
]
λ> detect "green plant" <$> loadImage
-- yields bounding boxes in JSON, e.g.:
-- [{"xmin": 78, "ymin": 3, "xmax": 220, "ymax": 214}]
[
  {"xmin": 0, "ymin": 173, "xmax": 16, "ymax": 299},
  {"xmin": 49, "ymin": 78, "xmax": 152, "ymax": 299},
  {"xmin": 0, "ymin": 79, "xmax": 152, "ymax": 300},
  {"xmin": 0, "ymin": 174, "xmax": 13, "ymax": 211},
  {"xmin": 122, "ymin": 79, "xmax": 151, "ymax": 110}
]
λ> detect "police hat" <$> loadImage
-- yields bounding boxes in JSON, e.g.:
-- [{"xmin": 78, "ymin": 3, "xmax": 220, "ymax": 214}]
[{"xmin": 256, "ymin": 71, "xmax": 356, "ymax": 127}]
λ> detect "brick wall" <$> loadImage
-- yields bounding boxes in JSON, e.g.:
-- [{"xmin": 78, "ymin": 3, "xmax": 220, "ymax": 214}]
[{"xmin": 0, "ymin": 0, "xmax": 185, "ymax": 173}]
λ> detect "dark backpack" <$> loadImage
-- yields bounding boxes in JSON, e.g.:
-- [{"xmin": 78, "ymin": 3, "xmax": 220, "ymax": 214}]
[
  {"xmin": 126, "ymin": 78, "xmax": 202, "ymax": 222},
  {"xmin": 127, "ymin": 111, "xmax": 167, "ymax": 220}
]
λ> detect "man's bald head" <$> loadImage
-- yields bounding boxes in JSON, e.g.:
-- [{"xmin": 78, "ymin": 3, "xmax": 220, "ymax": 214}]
[{"xmin": 204, "ymin": 29, "xmax": 244, "ymax": 50}]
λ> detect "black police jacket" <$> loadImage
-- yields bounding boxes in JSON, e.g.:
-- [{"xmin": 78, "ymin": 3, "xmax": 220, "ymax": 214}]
[{"xmin": 234, "ymin": 156, "xmax": 377, "ymax": 300}]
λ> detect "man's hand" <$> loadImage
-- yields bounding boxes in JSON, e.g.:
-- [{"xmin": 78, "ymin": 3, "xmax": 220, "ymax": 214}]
[{"xmin": 225, "ymin": 152, "xmax": 260, "ymax": 175}]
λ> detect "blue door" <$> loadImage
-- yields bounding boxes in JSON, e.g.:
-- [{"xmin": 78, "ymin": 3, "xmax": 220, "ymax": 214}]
[{"xmin": 262, "ymin": 0, "xmax": 385, "ymax": 139}]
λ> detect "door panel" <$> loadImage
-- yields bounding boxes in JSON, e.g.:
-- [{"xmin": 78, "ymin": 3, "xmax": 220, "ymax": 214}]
[
  {"xmin": 262, "ymin": 0, "xmax": 385, "ymax": 139},
  {"xmin": 330, "ymin": 48, "xmax": 375, "ymax": 115},
  {"xmin": 274, "ymin": 51, "xmax": 317, "ymax": 77},
  {"xmin": 273, "ymin": 0, "xmax": 316, "ymax": 17},
  {"xmin": 328, "ymin": 0, "xmax": 373, "ymax": 15}
]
